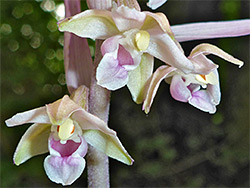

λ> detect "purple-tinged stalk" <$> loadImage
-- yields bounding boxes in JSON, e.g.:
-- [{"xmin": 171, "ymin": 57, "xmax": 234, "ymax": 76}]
[
  {"xmin": 87, "ymin": 40, "xmax": 111, "ymax": 188},
  {"xmin": 86, "ymin": 0, "xmax": 113, "ymax": 187}
]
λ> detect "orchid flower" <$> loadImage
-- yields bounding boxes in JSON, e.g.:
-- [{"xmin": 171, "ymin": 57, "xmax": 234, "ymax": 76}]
[
  {"xmin": 58, "ymin": 4, "xmax": 195, "ymax": 103},
  {"xmin": 147, "ymin": 0, "xmax": 167, "ymax": 10},
  {"xmin": 5, "ymin": 86, "xmax": 133, "ymax": 186},
  {"xmin": 59, "ymin": 1, "xmax": 249, "ymax": 111},
  {"xmin": 141, "ymin": 19, "xmax": 249, "ymax": 113},
  {"xmin": 143, "ymin": 43, "xmax": 244, "ymax": 114}
]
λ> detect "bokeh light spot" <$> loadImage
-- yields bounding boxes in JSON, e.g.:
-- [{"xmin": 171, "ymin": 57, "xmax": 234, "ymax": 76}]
[
  {"xmin": 30, "ymin": 32, "xmax": 43, "ymax": 49},
  {"xmin": 41, "ymin": 0, "xmax": 56, "ymax": 12},
  {"xmin": 21, "ymin": 24, "xmax": 33, "ymax": 37},
  {"xmin": 23, "ymin": 3, "xmax": 33, "ymax": 15},
  {"xmin": 8, "ymin": 40, "xmax": 19, "ymax": 52},
  {"xmin": 58, "ymin": 73, "xmax": 66, "ymax": 85},
  {"xmin": 51, "ymin": 84, "xmax": 62, "ymax": 95},
  {"xmin": 55, "ymin": 49, "xmax": 63, "ymax": 61},
  {"xmin": 12, "ymin": 6, "xmax": 24, "ymax": 19},
  {"xmin": 43, "ymin": 84, "xmax": 52, "ymax": 94},
  {"xmin": 47, "ymin": 19, "xmax": 57, "ymax": 32},
  {"xmin": 12, "ymin": 84, "xmax": 25, "ymax": 95},
  {"xmin": 54, "ymin": 3, "xmax": 65, "ymax": 20},
  {"xmin": 0, "ymin": 24, "xmax": 12, "ymax": 35},
  {"xmin": 58, "ymin": 35, "xmax": 64, "ymax": 46},
  {"xmin": 45, "ymin": 49, "xmax": 55, "ymax": 60}
]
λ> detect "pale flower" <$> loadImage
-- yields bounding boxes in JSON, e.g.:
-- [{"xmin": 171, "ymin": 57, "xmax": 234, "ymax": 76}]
[
  {"xmin": 143, "ymin": 44, "xmax": 244, "ymax": 114},
  {"xmin": 5, "ymin": 86, "xmax": 133, "ymax": 186},
  {"xmin": 58, "ymin": 2, "xmax": 250, "ymax": 112},
  {"xmin": 58, "ymin": 4, "xmax": 194, "ymax": 103},
  {"xmin": 141, "ymin": 19, "xmax": 249, "ymax": 113}
]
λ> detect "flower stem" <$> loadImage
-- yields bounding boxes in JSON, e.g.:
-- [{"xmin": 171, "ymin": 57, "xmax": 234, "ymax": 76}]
[{"xmin": 87, "ymin": 40, "xmax": 111, "ymax": 188}]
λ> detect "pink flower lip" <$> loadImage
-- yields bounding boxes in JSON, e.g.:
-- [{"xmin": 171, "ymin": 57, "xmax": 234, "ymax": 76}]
[{"xmin": 51, "ymin": 138, "xmax": 82, "ymax": 157}]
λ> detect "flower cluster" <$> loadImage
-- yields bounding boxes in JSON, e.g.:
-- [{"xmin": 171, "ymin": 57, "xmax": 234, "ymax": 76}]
[
  {"xmin": 6, "ymin": 0, "xmax": 249, "ymax": 186},
  {"xmin": 58, "ymin": 3, "xmax": 246, "ymax": 114}
]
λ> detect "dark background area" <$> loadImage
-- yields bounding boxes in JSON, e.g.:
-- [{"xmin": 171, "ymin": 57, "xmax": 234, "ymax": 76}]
[{"xmin": 1, "ymin": 0, "xmax": 249, "ymax": 187}]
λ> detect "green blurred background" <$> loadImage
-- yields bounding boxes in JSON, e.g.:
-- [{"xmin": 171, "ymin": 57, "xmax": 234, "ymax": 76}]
[{"xmin": 1, "ymin": 0, "xmax": 249, "ymax": 187}]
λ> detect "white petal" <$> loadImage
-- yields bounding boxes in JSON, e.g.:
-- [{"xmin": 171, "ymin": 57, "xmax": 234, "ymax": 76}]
[
  {"xmin": 58, "ymin": 9, "xmax": 119, "ymax": 40},
  {"xmin": 6, "ymin": 106, "xmax": 50, "ymax": 127},
  {"xmin": 190, "ymin": 54, "xmax": 218, "ymax": 75},
  {"xmin": 189, "ymin": 90, "xmax": 216, "ymax": 114},
  {"xmin": 127, "ymin": 53, "xmax": 154, "ymax": 104},
  {"xmin": 207, "ymin": 69, "xmax": 221, "ymax": 105},
  {"xmin": 13, "ymin": 123, "xmax": 51, "ymax": 165},
  {"xmin": 170, "ymin": 74, "xmax": 192, "ymax": 102},
  {"xmin": 83, "ymin": 130, "xmax": 133, "ymax": 165},
  {"xmin": 143, "ymin": 65, "xmax": 176, "ymax": 113},
  {"xmin": 146, "ymin": 30, "xmax": 194, "ymax": 74},
  {"xmin": 190, "ymin": 43, "xmax": 244, "ymax": 68},
  {"xmin": 72, "ymin": 109, "xmax": 116, "ymax": 136},
  {"xmin": 96, "ymin": 53, "xmax": 129, "ymax": 90},
  {"xmin": 44, "ymin": 155, "xmax": 86, "ymax": 186},
  {"xmin": 112, "ymin": 5, "xmax": 146, "ymax": 32}
]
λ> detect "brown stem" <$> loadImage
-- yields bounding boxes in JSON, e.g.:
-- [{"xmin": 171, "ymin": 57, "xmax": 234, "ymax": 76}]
[
  {"xmin": 87, "ymin": 40, "xmax": 111, "ymax": 188},
  {"xmin": 86, "ymin": 1, "xmax": 140, "ymax": 186}
]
